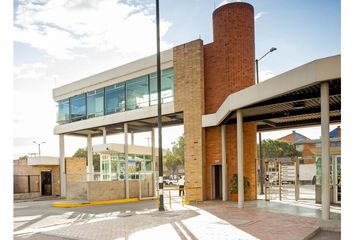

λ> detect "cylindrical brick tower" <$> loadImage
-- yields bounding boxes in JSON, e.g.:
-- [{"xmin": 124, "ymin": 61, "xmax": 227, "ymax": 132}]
[
  {"xmin": 204, "ymin": 2, "xmax": 255, "ymax": 114},
  {"xmin": 204, "ymin": 2, "xmax": 257, "ymax": 201}
]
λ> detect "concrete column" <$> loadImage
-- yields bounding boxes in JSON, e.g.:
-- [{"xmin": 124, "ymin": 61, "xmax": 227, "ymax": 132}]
[
  {"xmin": 221, "ymin": 125, "xmax": 227, "ymax": 201},
  {"xmin": 237, "ymin": 110, "xmax": 244, "ymax": 208},
  {"xmin": 59, "ymin": 134, "xmax": 66, "ymax": 197},
  {"xmin": 131, "ymin": 131, "xmax": 134, "ymax": 145},
  {"xmin": 124, "ymin": 123, "xmax": 129, "ymax": 198},
  {"xmin": 102, "ymin": 127, "xmax": 107, "ymax": 144},
  {"xmin": 87, "ymin": 133, "xmax": 93, "ymax": 181},
  {"xmin": 321, "ymin": 82, "xmax": 330, "ymax": 220},
  {"xmin": 151, "ymin": 128, "xmax": 156, "ymax": 196}
]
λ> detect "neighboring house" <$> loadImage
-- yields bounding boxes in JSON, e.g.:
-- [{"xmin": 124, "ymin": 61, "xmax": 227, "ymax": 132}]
[
  {"xmin": 277, "ymin": 127, "xmax": 341, "ymax": 203},
  {"xmin": 278, "ymin": 130, "xmax": 316, "ymax": 164},
  {"xmin": 13, "ymin": 156, "xmax": 86, "ymax": 200}
]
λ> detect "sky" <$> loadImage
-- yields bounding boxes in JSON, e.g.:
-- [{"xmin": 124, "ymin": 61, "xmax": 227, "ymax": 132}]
[{"xmin": 12, "ymin": 0, "xmax": 341, "ymax": 159}]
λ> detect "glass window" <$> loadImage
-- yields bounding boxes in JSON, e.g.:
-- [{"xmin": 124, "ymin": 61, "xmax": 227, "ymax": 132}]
[
  {"xmin": 87, "ymin": 88, "xmax": 104, "ymax": 118},
  {"xmin": 105, "ymin": 83, "xmax": 125, "ymax": 114},
  {"xmin": 127, "ymin": 75, "xmax": 149, "ymax": 110},
  {"xmin": 150, "ymin": 67, "xmax": 174, "ymax": 105},
  {"xmin": 295, "ymin": 144, "xmax": 304, "ymax": 152},
  {"xmin": 70, "ymin": 93, "xmax": 86, "ymax": 122},
  {"xmin": 57, "ymin": 98, "xmax": 70, "ymax": 124}
]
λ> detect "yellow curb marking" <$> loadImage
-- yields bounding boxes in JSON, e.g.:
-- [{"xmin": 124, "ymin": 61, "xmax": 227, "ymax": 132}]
[{"xmin": 53, "ymin": 198, "xmax": 139, "ymax": 208}]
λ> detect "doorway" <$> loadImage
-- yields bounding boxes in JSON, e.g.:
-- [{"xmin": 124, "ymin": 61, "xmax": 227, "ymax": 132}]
[
  {"xmin": 212, "ymin": 164, "xmax": 222, "ymax": 200},
  {"xmin": 41, "ymin": 171, "xmax": 52, "ymax": 196}
]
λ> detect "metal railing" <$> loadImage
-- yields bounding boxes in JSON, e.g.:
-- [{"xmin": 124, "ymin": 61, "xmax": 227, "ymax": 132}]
[
  {"xmin": 65, "ymin": 171, "xmax": 154, "ymax": 182},
  {"xmin": 156, "ymin": 186, "xmax": 202, "ymax": 209}
]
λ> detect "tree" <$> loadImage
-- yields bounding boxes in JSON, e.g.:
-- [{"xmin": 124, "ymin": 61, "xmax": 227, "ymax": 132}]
[
  {"xmin": 259, "ymin": 139, "xmax": 301, "ymax": 159},
  {"xmin": 73, "ymin": 148, "xmax": 100, "ymax": 171},
  {"xmin": 18, "ymin": 155, "xmax": 28, "ymax": 160},
  {"xmin": 163, "ymin": 135, "xmax": 184, "ymax": 176}
]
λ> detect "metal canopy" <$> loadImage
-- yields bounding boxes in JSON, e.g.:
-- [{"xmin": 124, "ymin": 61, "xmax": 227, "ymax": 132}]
[
  {"xmin": 64, "ymin": 112, "xmax": 184, "ymax": 137},
  {"xmin": 222, "ymin": 79, "xmax": 341, "ymax": 131}
]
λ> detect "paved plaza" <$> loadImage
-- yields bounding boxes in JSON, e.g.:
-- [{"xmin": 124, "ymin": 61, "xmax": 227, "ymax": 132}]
[{"xmin": 14, "ymin": 190, "xmax": 340, "ymax": 240}]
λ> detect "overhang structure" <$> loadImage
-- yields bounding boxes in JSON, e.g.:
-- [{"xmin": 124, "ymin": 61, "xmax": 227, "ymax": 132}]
[{"xmin": 202, "ymin": 55, "xmax": 341, "ymax": 131}]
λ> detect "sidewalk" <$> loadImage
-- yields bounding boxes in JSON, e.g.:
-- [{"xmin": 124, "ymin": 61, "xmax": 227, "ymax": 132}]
[{"xmin": 14, "ymin": 195, "xmax": 341, "ymax": 240}]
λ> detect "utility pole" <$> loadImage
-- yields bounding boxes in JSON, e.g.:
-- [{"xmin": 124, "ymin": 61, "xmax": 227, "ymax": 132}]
[
  {"xmin": 256, "ymin": 47, "xmax": 277, "ymax": 195},
  {"xmin": 155, "ymin": 0, "xmax": 164, "ymax": 211},
  {"xmin": 33, "ymin": 141, "xmax": 45, "ymax": 156}
]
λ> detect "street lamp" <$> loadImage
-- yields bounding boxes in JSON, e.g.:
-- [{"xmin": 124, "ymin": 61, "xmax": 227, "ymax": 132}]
[
  {"xmin": 33, "ymin": 141, "xmax": 45, "ymax": 156},
  {"xmin": 155, "ymin": 0, "xmax": 164, "ymax": 211},
  {"xmin": 256, "ymin": 47, "xmax": 277, "ymax": 195},
  {"xmin": 145, "ymin": 137, "xmax": 151, "ymax": 147}
]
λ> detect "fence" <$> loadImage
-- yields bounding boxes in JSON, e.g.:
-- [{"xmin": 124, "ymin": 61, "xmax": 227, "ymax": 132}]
[
  {"xmin": 156, "ymin": 186, "xmax": 202, "ymax": 209},
  {"xmin": 14, "ymin": 175, "xmax": 40, "ymax": 194}
]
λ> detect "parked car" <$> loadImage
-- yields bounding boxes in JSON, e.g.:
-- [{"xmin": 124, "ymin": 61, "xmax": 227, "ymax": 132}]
[{"xmin": 163, "ymin": 176, "xmax": 178, "ymax": 185}]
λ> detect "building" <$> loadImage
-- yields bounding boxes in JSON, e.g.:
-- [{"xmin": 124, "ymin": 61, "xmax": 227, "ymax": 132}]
[
  {"xmin": 276, "ymin": 127, "xmax": 341, "ymax": 203},
  {"xmin": 52, "ymin": 2, "xmax": 340, "ymax": 218},
  {"xmin": 13, "ymin": 156, "xmax": 85, "ymax": 200}
]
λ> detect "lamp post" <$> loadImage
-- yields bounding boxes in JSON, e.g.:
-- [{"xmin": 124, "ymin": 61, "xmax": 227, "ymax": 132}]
[
  {"xmin": 145, "ymin": 137, "xmax": 151, "ymax": 147},
  {"xmin": 32, "ymin": 141, "xmax": 45, "ymax": 156},
  {"xmin": 256, "ymin": 47, "xmax": 277, "ymax": 195},
  {"xmin": 155, "ymin": 0, "xmax": 164, "ymax": 211}
]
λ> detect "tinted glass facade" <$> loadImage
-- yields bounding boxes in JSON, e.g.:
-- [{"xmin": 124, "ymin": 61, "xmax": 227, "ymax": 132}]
[
  {"xmin": 105, "ymin": 83, "xmax": 125, "ymax": 114},
  {"xmin": 70, "ymin": 93, "xmax": 86, "ymax": 122},
  {"xmin": 57, "ymin": 67, "xmax": 174, "ymax": 124},
  {"xmin": 57, "ymin": 99, "xmax": 70, "ymax": 124},
  {"xmin": 87, "ymin": 88, "xmax": 104, "ymax": 118},
  {"xmin": 127, "ymin": 76, "xmax": 149, "ymax": 110},
  {"xmin": 150, "ymin": 68, "xmax": 174, "ymax": 105}
]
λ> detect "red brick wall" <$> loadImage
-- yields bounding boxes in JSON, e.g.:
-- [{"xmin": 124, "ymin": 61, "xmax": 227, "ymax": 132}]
[
  {"xmin": 204, "ymin": 3, "xmax": 256, "ymax": 200},
  {"xmin": 204, "ymin": 2, "xmax": 255, "ymax": 114}
]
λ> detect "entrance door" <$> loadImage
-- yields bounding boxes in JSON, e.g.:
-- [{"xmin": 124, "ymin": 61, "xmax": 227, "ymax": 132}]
[
  {"xmin": 41, "ymin": 171, "xmax": 52, "ymax": 196},
  {"xmin": 212, "ymin": 165, "xmax": 222, "ymax": 200}
]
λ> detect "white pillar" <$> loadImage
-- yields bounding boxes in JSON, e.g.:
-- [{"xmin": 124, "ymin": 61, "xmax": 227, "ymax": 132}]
[
  {"xmin": 321, "ymin": 82, "xmax": 330, "ymax": 220},
  {"xmin": 59, "ymin": 134, "xmax": 66, "ymax": 197},
  {"xmin": 221, "ymin": 125, "xmax": 227, "ymax": 201},
  {"xmin": 87, "ymin": 133, "xmax": 93, "ymax": 181},
  {"xmin": 102, "ymin": 127, "xmax": 107, "ymax": 144},
  {"xmin": 124, "ymin": 123, "xmax": 129, "ymax": 198},
  {"xmin": 151, "ymin": 128, "xmax": 156, "ymax": 196},
  {"xmin": 237, "ymin": 110, "xmax": 244, "ymax": 208},
  {"xmin": 131, "ymin": 131, "xmax": 134, "ymax": 145}
]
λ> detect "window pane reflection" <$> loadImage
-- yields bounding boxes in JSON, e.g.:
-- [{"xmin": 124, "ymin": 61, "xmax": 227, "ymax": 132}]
[
  {"xmin": 127, "ymin": 76, "xmax": 149, "ymax": 110},
  {"xmin": 150, "ymin": 67, "xmax": 174, "ymax": 105},
  {"xmin": 105, "ymin": 83, "xmax": 125, "ymax": 114},
  {"xmin": 70, "ymin": 93, "xmax": 86, "ymax": 122},
  {"xmin": 57, "ymin": 98, "xmax": 70, "ymax": 124},
  {"xmin": 87, "ymin": 88, "xmax": 104, "ymax": 118}
]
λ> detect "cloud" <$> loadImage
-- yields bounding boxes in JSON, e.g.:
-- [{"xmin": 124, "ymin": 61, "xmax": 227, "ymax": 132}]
[
  {"xmin": 258, "ymin": 69, "xmax": 275, "ymax": 82},
  {"xmin": 14, "ymin": 0, "xmax": 173, "ymax": 60},
  {"xmin": 217, "ymin": 0, "xmax": 230, "ymax": 8},
  {"xmin": 255, "ymin": 11, "xmax": 267, "ymax": 21},
  {"xmin": 14, "ymin": 62, "xmax": 47, "ymax": 79}
]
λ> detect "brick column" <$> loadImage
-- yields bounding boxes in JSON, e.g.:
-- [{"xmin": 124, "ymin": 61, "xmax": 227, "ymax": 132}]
[{"xmin": 174, "ymin": 39, "xmax": 205, "ymax": 201}]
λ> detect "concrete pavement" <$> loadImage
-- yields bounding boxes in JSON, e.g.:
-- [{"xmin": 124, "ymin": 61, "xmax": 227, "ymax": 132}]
[{"xmin": 14, "ymin": 190, "xmax": 341, "ymax": 240}]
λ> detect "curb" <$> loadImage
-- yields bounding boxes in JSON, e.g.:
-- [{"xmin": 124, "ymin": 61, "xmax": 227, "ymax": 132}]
[
  {"xmin": 52, "ymin": 198, "xmax": 140, "ymax": 208},
  {"xmin": 295, "ymin": 227, "xmax": 320, "ymax": 240}
]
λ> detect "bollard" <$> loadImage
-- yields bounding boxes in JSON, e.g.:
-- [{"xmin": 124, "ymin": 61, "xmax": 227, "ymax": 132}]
[
  {"xmin": 181, "ymin": 189, "xmax": 184, "ymax": 207},
  {"xmin": 169, "ymin": 190, "xmax": 172, "ymax": 209}
]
